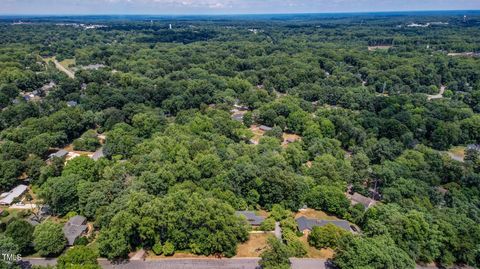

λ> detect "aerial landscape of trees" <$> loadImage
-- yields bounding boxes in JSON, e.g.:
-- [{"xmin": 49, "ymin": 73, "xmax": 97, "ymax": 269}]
[{"xmin": 0, "ymin": 12, "xmax": 479, "ymax": 269}]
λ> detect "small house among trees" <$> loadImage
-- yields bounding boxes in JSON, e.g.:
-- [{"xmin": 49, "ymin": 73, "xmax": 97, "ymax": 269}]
[
  {"xmin": 296, "ymin": 216, "xmax": 351, "ymax": 235},
  {"xmin": 235, "ymin": 211, "xmax": 265, "ymax": 227},
  {"xmin": 63, "ymin": 215, "xmax": 88, "ymax": 245},
  {"xmin": 0, "ymin": 184, "xmax": 28, "ymax": 205}
]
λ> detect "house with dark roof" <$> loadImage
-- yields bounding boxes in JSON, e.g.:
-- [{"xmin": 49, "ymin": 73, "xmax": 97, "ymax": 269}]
[
  {"xmin": 296, "ymin": 216, "xmax": 351, "ymax": 234},
  {"xmin": 63, "ymin": 215, "xmax": 88, "ymax": 245},
  {"xmin": 235, "ymin": 211, "xmax": 265, "ymax": 226}
]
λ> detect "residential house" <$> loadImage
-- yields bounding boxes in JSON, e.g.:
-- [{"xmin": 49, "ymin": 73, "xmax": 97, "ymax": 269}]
[
  {"xmin": 48, "ymin": 149, "xmax": 68, "ymax": 159},
  {"xmin": 296, "ymin": 216, "xmax": 351, "ymax": 235},
  {"xmin": 347, "ymin": 192, "xmax": 377, "ymax": 209},
  {"xmin": 0, "ymin": 185, "xmax": 28, "ymax": 206},
  {"xmin": 467, "ymin": 144, "xmax": 480, "ymax": 152},
  {"xmin": 91, "ymin": 148, "xmax": 104, "ymax": 161},
  {"xmin": 235, "ymin": 211, "xmax": 265, "ymax": 227},
  {"xmin": 259, "ymin": 125, "xmax": 273, "ymax": 132},
  {"xmin": 67, "ymin": 101, "xmax": 78, "ymax": 107},
  {"xmin": 232, "ymin": 113, "xmax": 244, "ymax": 122},
  {"xmin": 63, "ymin": 215, "xmax": 88, "ymax": 246}
]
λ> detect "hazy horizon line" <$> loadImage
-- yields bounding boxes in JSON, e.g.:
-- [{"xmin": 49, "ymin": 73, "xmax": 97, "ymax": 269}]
[{"xmin": 1, "ymin": 9, "xmax": 479, "ymax": 17}]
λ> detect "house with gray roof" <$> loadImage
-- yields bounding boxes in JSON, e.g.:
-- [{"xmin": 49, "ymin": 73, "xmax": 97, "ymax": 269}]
[
  {"xmin": 236, "ymin": 211, "xmax": 265, "ymax": 226},
  {"xmin": 296, "ymin": 216, "xmax": 351, "ymax": 234},
  {"xmin": 66, "ymin": 101, "xmax": 78, "ymax": 107},
  {"xmin": 91, "ymin": 148, "xmax": 104, "ymax": 161},
  {"xmin": 259, "ymin": 125, "xmax": 273, "ymax": 131},
  {"xmin": 48, "ymin": 149, "xmax": 68, "ymax": 159},
  {"xmin": 347, "ymin": 192, "xmax": 377, "ymax": 209},
  {"xmin": 63, "ymin": 215, "xmax": 88, "ymax": 245},
  {"xmin": 0, "ymin": 185, "xmax": 28, "ymax": 205}
]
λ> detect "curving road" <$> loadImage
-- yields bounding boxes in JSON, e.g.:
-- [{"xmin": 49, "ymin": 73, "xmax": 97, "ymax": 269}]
[{"xmin": 427, "ymin": 85, "xmax": 445, "ymax": 100}]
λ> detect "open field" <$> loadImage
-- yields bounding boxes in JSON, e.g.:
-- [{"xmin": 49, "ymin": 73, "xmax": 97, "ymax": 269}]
[{"xmin": 235, "ymin": 233, "xmax": 270, "ymax": 257}]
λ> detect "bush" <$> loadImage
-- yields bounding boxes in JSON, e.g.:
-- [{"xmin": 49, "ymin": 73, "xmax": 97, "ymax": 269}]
[
  {"xmin": 270, "ymin": 204, "xmax": 290, "ymax": 221},
  {"xmin": 74, "ymin": 236, "xmax": 89, "ymax": 246},
  {"xmin": 152, "ymin": 242, "xmax": 163, "ymax": 255},
  {"xmin": 33, "ymin": 221, "xmax": 67, "ymax": 257},
  {"xmin": 308, "ymin": 223, "xmax": 349, "ymax": 249},
  {"xmin": 163, "ymin": 241, "xmax": 175, "ymax": 256},
  {"xmin": 279, "ymin": 216, "xmax": 298, "ymax": 232},
  {"xmin": 283, "ymin": 229, "xmax": 307, "ymax": 257},
  {"xmin": 0, "ymin": 210, "xmax": 9, "ymax": 218},
  {"xmin": 73, "ymin": 130, "xmax": 100, "ymax": 152},
  {"xmin": 260, "ymin": 218, "xmax": 276, "ymax": 231}
]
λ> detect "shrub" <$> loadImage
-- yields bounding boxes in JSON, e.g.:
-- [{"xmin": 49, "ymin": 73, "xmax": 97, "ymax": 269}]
[
  {"xmin": 308, "ymin": 223, "xmax": 349, "ymax": 249},
  {"xmin": 163, "ymin": 241, "xmax": 175, "ymax": 256},
  {"xmin": 260, "ymin": 218, "xmax": 276, "ymax": 231},
  {"xmin": 152, "ymin": 242, "xmax": 163, "ymax": 255},
  {"xmin": 74, "ymin": 236, "xmax": 89, "ymax": 246}
]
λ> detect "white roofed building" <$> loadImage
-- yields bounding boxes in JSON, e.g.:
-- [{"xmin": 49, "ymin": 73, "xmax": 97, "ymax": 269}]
[{"xmin": 0, "ymin": 185, "xmax": 28, "ymax": 205}]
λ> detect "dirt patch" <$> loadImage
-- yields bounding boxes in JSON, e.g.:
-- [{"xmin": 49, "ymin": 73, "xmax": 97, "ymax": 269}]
[
  {"xmin": 298, "ymin": 234, "xmax": 335, "ymax": 259},
  {"xmin": 295, "ymin": 209, "xmax": 342, "ymax": 221},
  {"xmin": 449, "ymin": 146, "xmax": 465, "ymax": 158},
  {"xmin": 368, "ymin": 45, "xmax": 392, "ymax": 51},
  {"xmin": 249, "ymin": 125, "xmax": 265, "ymax": 144},
  {"xmin": 235, "ymin": 233, "xmax": 270, "ymax": 257},
  {"xmin": 62, "ymin": 144, "xmax": 95, "ymax": 156},
  {"xmin": 282, "ymin": 133, "xmax": 301, "ymax": 147}
]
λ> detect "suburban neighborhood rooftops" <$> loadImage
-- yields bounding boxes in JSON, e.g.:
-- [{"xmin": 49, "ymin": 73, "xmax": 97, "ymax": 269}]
[
  {"xmin": 63, "ymin": 215, "xmax": 88, "ymax": 245},
  {"xmin": 49, "ymin": 149, "xmax": 68, "ymax": 159},
  {"xmin": 296, "ymin": 216, "xmax": 351, "ymax": 232},
  {"xmin": 235, "ymin": 211, "xmax": 265, "ymax": 226},
  {"xmin": 0, "ymin": 185, "xmax": 28, "ymax": 205}
]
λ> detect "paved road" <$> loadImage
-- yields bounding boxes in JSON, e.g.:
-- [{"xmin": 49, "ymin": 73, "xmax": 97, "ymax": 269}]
[
  {"xmin": 52, "ymin": 59, "xmax": 75, "ymax": 79},
  {"xmin": 427, "ymin": 85, "xmax": 445, "ymax": 100},
  {"xmin": 22, "ymin": 257, "xmax": 472, "ymax": 269},
  {"xmin": 100, "ymin": 258, "xmax": 262, "ymax": 269}
]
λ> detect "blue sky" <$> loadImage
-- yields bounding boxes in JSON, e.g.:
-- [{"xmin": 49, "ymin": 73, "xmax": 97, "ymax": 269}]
[{"xmin": 1, "ymin": 0, "xmax": 480, "ymax": 15}]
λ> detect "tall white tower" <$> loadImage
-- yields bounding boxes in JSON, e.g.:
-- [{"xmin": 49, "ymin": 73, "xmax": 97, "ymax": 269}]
[{"xmin": 169, "ymin": 24, "xmax": 172, "ymax": 30}]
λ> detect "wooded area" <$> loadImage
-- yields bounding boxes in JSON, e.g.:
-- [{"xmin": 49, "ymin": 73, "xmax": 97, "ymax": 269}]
[{"xmin": 0, "ymin": 13, "xmax": 479, "ymax": 269}]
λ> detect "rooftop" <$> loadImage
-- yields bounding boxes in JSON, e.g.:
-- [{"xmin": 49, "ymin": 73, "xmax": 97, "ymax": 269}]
[
  {"xmin": 236, "ymin": 211, "xmax": 265, "ymax": 226},
  {"xmin": 63, "ymin": 215, "xmax": 88, "ymax": 245},
  {"xmin": 296, "ymin": 216, "xmax": 351, "ymax": 232},
  {"xmin": 0, "ymin": 185, "xmax": 28, "ymax": 205},
  {"xmin": 91, "ymin": 148, "xmax": 104, "ymax": 161},
  {"xmin": 49, "ymin": 149, "xmax": 69, "ymax": 159},
  {"xmin": 347, "ymin": 192, "xmax": 377, "ymax": 209}
]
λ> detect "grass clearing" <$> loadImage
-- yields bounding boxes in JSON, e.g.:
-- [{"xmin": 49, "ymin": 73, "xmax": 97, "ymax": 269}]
[
  {"xmin": 295, "ymin": 208, "xmax": 342, "ymax": 221},
  {"xmin": 59, "ymin": 58, "xmax": 75, "ymax": 69},
  {"xmin": 235, "ymin": 233, "xmax": 270, "ymax": 257},
  {"xmin": 298, "ymin": 234, "xmax": 335, "ymax": 259}
]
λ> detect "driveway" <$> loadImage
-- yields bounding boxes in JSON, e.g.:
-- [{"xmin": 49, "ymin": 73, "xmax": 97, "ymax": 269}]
[
  {"xmin": 274, "ymin": 222, "xmax": 282, "ymax": 239},
  {"xmin": 52, "ymin": 59, "xmax": 75, "ymax": 79}
]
